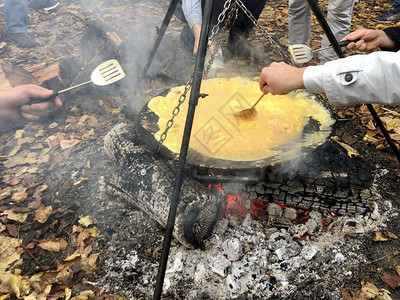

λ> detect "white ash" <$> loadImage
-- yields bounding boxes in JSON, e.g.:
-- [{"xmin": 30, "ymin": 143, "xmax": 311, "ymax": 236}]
[
  {"xmin": 160, "ymin": 200, "xmax": 395, "ymax": 299},
  {"xmin": 99, "ymin": 168, "xmax": 398, "ymax": 299}
]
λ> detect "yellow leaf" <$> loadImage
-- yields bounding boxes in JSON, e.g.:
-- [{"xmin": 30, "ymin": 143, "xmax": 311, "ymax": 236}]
[
  {"xmin": 17, "ymin": 137, "xmax": 35, "ymax": 145},
  {"xmin": 9, "ymin": 274, "xmax": 30, "ymax": 298},
  {"xmin": 64, "ymin": 251, "xmax": 81, "ymax": 262},
  {"xmin": 14, "ymin": 130, "xmax": 24, "ymax": 139},
  {"xmin": 48, "ymin": 122, "xmax": 59, "ymax": 129},
  {"xmin": 70, "ymin": 290, "xmax": 95, "ymax": 300},
  {"xmin": 0, "ymin": 295, "xmax": 10, "ymax": 300},
  {"xmin": 0, "ymin": 223, "xmax": 5, "ymax": 232},
  {"xmin": 330, "ymin": 136, "xmax": 359, "ymax": 157},
  {"xmin": 11, "ymin": 189, "xmax": 28, "ymax": 203},
  {"xmin": 35, "ymin": 129, "xmax": 45, "ymax": 137},
  {"xmin": 34, "ymin": 205, "xmax": 53, "ymax": 223},
  {"xmin": 73, "ymin": 177, "xmax": 88, "ymax": 186},
  {"xmin": 0, "ymin": 236, "xmax": 22, "ymax": 268},
  {"xmin": 3, "ymin": 153, "xmax": 37, "ymax": 168},
  {"xmin": 111, "ymin": 108, "xmax": 121, "ymax": 114},
  {"xmin": 8, "ymin": 145, "xmax": 21, "ymax": 157},
  {"xmin": 82, "ymin": 253, "xmax": 100, "ymax": 273},
  {"xmin": 65, "ymin": 287, "xmax": 72, "ymax": 300},
  {"xmin": 38, "ymin": 237, "xmax": 68, "ymax": 252},
  {"xmin": 60, "ymin": 139, "xmax": 80, "ymax": 150},
  {"xmin": 98, "ymin": 100, "xmax": 104, "ymax": 107},
  {"xmin": 2, "ymin": 210, "xmax": 28, "ymax": 223},
  {"xmin": 87, "ymin": 227, "xmax": 100, "ymax": 238},
  {"xmin": 395, "ymin": 265, "xmax": 400, "ymax": 277},
  {"xmin": 78, "ymin": 216, "xmax": 95, "ymax": 227}
]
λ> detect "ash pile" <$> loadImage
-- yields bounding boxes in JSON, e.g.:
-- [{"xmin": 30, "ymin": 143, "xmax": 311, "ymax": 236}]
[{"xmin": 98, "ymin": 123, "xmax": 398, "ymax": 299}]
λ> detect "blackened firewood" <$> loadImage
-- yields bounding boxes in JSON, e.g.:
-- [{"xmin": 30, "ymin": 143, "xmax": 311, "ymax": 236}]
[{"xmin": 101, "ymin": 123, "xmax": 221, "ymax": 249}]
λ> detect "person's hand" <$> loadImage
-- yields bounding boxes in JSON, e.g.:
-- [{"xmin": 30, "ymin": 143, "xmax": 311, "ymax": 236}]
[
  {"xmin": 342, "ymin": 29, "xmax": 395, "ymax": 52},
  {"xmin": 0, "ymin": 84, "xmax": 62, "ymax": 121},
  {"xmin": 192, "ymin": 23, "xmax": 215, "ymax": 55},
  {"xmin": 259, "ymin": 62, "xmax": 306, "ymax": 95}
]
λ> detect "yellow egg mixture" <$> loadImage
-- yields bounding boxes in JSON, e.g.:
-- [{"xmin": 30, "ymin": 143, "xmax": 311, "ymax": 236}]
[{"xmin": 148, "ymin": 77, "xmax": 334, "ymax": 161}]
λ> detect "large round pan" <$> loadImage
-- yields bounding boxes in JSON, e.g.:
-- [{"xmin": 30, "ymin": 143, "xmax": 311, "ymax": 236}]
[{"xmin": 137, "ymin": 77, "xmax": 336, "ymax": 170}]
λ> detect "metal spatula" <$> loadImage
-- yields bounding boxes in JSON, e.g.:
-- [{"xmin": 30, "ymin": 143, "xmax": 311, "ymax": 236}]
[
  {"xmin": 289, "ymin": 39, "xmax": 360, "ymax": 64},
  {"xmin": 27, "ymin": 59, "xmax": 126, "ymax": 105}
]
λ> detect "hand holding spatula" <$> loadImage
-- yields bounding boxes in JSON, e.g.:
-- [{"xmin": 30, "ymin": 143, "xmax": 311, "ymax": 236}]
[{"xmin": 26, "ymin": 59, "xmax": 125, "ymax": 105}]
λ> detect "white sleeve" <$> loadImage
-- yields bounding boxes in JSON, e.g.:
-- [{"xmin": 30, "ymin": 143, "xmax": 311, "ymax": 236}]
[
  {"xmin": 303, "ymin": 51, "xmax": 400, "ymax": 106},
  {"xmin": 182, "ymin": 0, "xmax": 202, "ymax": 29}
]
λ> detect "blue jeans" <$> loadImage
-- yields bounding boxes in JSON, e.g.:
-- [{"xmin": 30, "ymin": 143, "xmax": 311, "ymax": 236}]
[
  {"xmin": 394, "ymin": 0, "xmax": 400, "ymax": 12},
  {"xmin": 5, "ymin": 0, "xmax": 28, "ymax": 34}
]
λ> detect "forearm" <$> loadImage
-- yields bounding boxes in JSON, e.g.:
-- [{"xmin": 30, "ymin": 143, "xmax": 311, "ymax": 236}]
[{"xmin": 304, "ymin": 51, "xmax": 400, "ymax": 106}]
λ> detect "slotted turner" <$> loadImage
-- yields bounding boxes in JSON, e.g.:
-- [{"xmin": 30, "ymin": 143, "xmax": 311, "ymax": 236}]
[
  {"xmin": 289, "ymin": 39, "xmax": 360, "ymax": 64},
  {"xmin": 27, "ymin": 59, "xmax": 126, "ymax": 105}
]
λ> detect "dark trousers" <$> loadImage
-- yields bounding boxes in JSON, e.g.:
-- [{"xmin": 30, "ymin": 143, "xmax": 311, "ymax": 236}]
[{"xmin": 176, "ymin": 0, "xmax": 267, "ymax": 38}]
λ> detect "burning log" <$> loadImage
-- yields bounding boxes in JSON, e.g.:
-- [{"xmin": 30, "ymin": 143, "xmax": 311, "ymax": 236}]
[{"xmin": 101, "ymin": 123, "xmax": 221, "ymax": 249}]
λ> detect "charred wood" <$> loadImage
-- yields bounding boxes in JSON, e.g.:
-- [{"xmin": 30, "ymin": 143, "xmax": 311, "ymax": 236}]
[{"xmin": 101, "ymin": 123, "xmax": 221, "ymax": 249}]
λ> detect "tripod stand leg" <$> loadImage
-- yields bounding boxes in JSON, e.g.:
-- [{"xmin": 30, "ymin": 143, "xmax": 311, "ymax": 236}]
[
  {"xmin": 306, "ymin": 0, "xmax": 400, "ymax": 164},
  {"xmin": 152, "ymin": 0, "xmax": 214, "ymax": 299},
  {"xmin": 141, "ymin": 0, "xmax": 180, "ymax": 80}
]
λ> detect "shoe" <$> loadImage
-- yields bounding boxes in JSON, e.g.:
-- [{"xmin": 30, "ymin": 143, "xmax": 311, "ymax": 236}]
[
  {"xmin": 8, "ymin": 33, "xmax": 39, "ymax": 48},
  {"xmin": 28, "ymin": 0, "xmax": 60, "ymax": 11},
  {"xmin": 373, "ymin": 10, "xmax": 400, "ymax": 23}
]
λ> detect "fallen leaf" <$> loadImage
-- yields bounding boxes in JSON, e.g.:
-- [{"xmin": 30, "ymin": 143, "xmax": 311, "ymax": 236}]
[
  {"xmin": 331, "ymin": 136, "xmax": 359, "ymax": 157},
  {"xmin": 48, "ymin": 122, "xmax": 59, "ymax": 129},
  {"xmin": 73, "ymin": 177, "xmax": 88, "ymax": 186},
  {"xmin": 381, "ymin": 272, "xmax": 400, "ymax": 290},
  {"xmin": 60, "ymin": 139, "xmax": 80, "ymax": 150},
  {"xmin": 361, "ymin": 280, "xmax": 392, "ymax": 299},
  {"xmin": 82, "ymin": 252, "xmax": 100, "ymax": 273},
  {"xmin": 2, "ymin": 210, "xmax": 29, "ymax": 223},
  {"xmin": 14, "ymin": 130, "xmax": 24, "ymax": 139},
  {"xmin": 372, "ymin": 231, "xmax": 398, "ymax": 242},
  {"xmin": 9, "ymin": 274, "xmax": 30, "ymax": 299},
  {"xmin": 78, "ymin": 216, "xmax": 95, "ymax": 227},
  {"xmin": 38, "ymin": 236, "xmax": 68, "ymax": 252},
  {"xmin": 17, "ymin": 137, "xmax": 35, "ymax": 145},
  {"xmin": 11, "ymin": 189, "xmax": 28, "ymax": 203},
  {"xmin": 0, "ymin": 223, "xmax": 5, "ymax": 233},
  {"xmin": 34, "ymin": 205, "xmax": 53, "ymax": 223}
]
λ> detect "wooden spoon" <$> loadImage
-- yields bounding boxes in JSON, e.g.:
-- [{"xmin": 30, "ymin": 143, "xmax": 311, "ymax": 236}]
[{"xmin": 233, "ymin": 94, "xmax": 265, "ymax": 121}]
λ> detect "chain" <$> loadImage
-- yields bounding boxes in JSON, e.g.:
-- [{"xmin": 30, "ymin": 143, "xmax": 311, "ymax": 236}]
[
  {"xmin": 156, "ymin": 75, "xmax": 193, "ymax": 153},
  {"xmin": 156, "ymin": 0, "xmax": 257, "ymax": 150},
  {"xmin": 235, "ymin": 0, "xmax": 292, "ymax": 64},
  {"xmin": 204, "ymin": 0, "xmax": 236, "ymax": 78}
]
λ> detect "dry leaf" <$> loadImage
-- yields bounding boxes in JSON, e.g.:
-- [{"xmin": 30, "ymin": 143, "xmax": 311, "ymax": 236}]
[
  {"xmin": 35, "ymin": 205, "xmax": 53, "ymax": 223},
  {"xmin": 60, "ymin": 139, "xmax": 80, "ymax": 150},
  {"xmin": 82, "ymin": 253, "xmax": 99, "ymax": 273},
  {"xmin": 381, "ymin": 272, "xmax": 400, "ymax": 290},
  {"xmin": 9, "ymin": 274, "xmax": 30, "ymax": 298},
  {"xmin": 2, "ymin": 210, "xmax": 29, "ymax": 223},
  {"xmin": 331, "ymin": 136, "xmax": 359, "ymax": 157},
  {"xmin": 14, "ymin": 130, "xmax": 24, "ymax": 139},
  {"xmin": 11, "ymin": 189, "xmax": 28, "ymax": 203},
  {"xmin": 78, "ymin": 216, "xmax": 95, "ymax": 227},
  {"xmin": 17, "ymin": 137, "xmax": 35, "ymax": 145},
  {"xmin": 87, "ymin": 227, "xmax": 100, "ymax": 238},
  {"xmin": 48, "ymin": 122, "xmax": 59, "ymax": 129},
  {"xmin": 73, "ymin": 177, "xmax": 88, "ymax": 186},
  {"xmin": 38, "ymin": 236, "xmax": 68, "ymax": 252},
  {"xmin": 360, "ymin": 279, "xmax": 392, "ymax": 300},
  {"xmin": 372, "ymin": 231, "xmax": 398, "ymax": 242}
]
